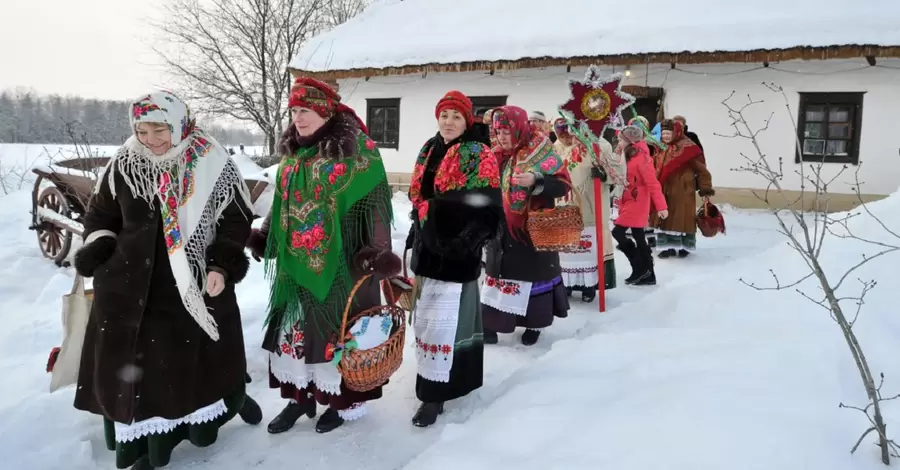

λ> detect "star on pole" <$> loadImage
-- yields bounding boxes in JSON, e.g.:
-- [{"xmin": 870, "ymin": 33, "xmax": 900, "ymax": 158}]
[{"xmin": 559, "ymin": 66, "xmax": 635, "ymax": 138}]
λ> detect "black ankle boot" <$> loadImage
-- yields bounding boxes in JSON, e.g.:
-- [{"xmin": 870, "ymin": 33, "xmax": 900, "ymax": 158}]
[
  {"xmin": 565, "ymin": 286, "xmax": 573, "ymax": 297},
  {"xmin": 521, "ymin": 329, "xmax": 541, "ymax": 346},
  {"xmin": 636, "ymin": 247, "xmax": 657, "ymax": 285},
  {"xmin": 658, "ymin": 249, "xmax": 676, "ymax": 259},
  {"xmin": 315, "ymin": 408, "xmax": 345, "ymax": 433},
  {"xmin": 677, "ymin": 249, "xmax": 690, "ymax": 258},
  {"xmin": 267, "ymin": 400, "xmax": 316, "ymax": 434},
  {"xmin": 581, "ymin": 288, "xmax": 596, "ymax": 302},
  {"xmin": 412, "ymin": 402, "xmax": 444, "ymax": 427},
  {"xmin": 483, "ymin": 329, "xmax": 498, "ymax": 344},
  {"xmin": 131, "ymin": 456, "xmax": 154, "ymax": 470},
  {"xmin": 239, "ymin": 395, "xmax": 263, "ymax": 425}
]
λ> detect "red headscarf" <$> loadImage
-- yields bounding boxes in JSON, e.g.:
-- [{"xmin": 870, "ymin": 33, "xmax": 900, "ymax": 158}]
[
  {"xmin": 435, "ymin": 90, "xmax": 474, "ymax": 128},
  {"xmin": 491, "ymin": 105, "xmax": 532, "ymax": 164},
  {"xmin": 288, "ymin": 77, "xmax": 368, "ymax": 134}
]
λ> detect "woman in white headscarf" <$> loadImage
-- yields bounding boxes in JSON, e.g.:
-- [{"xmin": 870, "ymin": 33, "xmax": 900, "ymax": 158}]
[{"xmin": 73, "ymin": 90, "xmax": 261, "ymax": 470}]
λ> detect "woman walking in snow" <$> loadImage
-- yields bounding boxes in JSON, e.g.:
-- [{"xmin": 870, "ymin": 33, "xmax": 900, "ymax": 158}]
[
  {"xmin": 481, "ymin": 105, "xmax": 571, "ymax": 346},
  {"xmin": 246, "ymin": 77, "xmax": 400, "ymax": 435},
  {"xmin": 651, "ymin": 118, "xmax": 715, "ymax": 258},
  {"xmin": 553, "ymin": 118, "xmax": 624, "ymax": 301},
  {"xmin": 73, "ymin": 90, "xmax": 261, "ymax": 470},
  {"xmin": 404, "ymin": 91, "xmax": 502, "ymax": 427},
  {"xmin": 611, "ymin": 125, "xmax": 668, "ymax": 286}
]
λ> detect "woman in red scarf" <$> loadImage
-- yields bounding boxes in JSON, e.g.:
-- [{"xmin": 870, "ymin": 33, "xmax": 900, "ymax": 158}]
[{"xmin": 481, "ymin": 106, "xmax": 571, "ymax": 346}]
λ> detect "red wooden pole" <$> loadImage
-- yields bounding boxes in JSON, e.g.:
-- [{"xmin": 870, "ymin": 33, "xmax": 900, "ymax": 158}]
[{"xmin": 592, "ymin": 170, "xmax": 607, "ymax": 313}]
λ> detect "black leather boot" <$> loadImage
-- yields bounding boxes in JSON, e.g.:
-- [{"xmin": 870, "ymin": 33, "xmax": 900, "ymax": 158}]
[
  {"xmin": 315, "ymin": 408, "xmax": 345, "ymax": 433},
  {"xmin": 267, "ymin": 400, "xmax": 316, "ymax": 434},
  {"xmin": 521, "ymin": 329, "xmax": 541, "ymax": 346},
  {"xmin": 239, "ymin": 395, "xmax": 263, "ymax": 425},
  {"xmin": 412, "ymin": 402, "xmax": 445, "ymax": 427}
]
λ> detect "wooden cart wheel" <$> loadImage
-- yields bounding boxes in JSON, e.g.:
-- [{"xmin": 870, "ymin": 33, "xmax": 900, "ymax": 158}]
[{"xmin": 36, "ymin": 186, "xmax": 73, "ymax": 264}]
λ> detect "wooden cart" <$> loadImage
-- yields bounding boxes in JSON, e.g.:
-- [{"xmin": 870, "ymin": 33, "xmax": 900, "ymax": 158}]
[{"xmin": 29, "ymin": 157, "xmax": 270, "ymax": 266}]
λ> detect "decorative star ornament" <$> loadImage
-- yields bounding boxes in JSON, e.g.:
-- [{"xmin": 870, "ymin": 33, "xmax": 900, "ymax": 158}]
[{"xmin": 559, "ymin": 66, "xmax": 635, "ymax": 138}]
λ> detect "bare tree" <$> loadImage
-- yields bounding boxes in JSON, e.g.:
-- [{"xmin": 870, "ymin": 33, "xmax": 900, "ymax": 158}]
[
  {"xmin": 718, "ymin": 83, "xmax": 900, "ymax": 464},
  {"xmin": 322, "ymin": 0, "xmax": 369, "ymax": 28},
  {"xmin": 153, "ymin": 0, "xmax": 326, "ymax": 155}
]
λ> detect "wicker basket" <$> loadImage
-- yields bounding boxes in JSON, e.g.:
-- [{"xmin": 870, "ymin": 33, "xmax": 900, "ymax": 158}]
[
  {"xmin": 696, "ymin": 200, "xmax": 726, "ymax": 238},
  {"xmin": 337, "ymin": 274, "xmax": 406, "ymax": 392},
  {"xmin": 527, "ymin": 179, "xmax": 584, "ymax": 252}
]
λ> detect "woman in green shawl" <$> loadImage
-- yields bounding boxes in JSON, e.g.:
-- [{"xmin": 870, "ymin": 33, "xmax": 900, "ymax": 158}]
[{"xmin": 246, "ymin": 77, "xmax": 401, "ymax": 434}]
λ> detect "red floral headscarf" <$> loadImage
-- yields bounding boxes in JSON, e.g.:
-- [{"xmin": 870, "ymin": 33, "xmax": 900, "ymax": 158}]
[{"xmin": 491, "ymin": 105, "xmax": 533, "ymax": 161}]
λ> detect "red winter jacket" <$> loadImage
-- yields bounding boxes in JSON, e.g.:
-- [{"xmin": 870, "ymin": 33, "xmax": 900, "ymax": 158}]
[{"xmin": 614, "ymin": 141, "xmax": 667, "ymax": 228}]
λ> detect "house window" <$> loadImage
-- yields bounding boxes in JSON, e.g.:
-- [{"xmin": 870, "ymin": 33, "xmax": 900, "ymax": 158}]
[
  {"xmin": 796, "ymin": 92, "xmax": 864, "ymax": 165},
  {"xmin": 366, "ymin": 98, "xmax": 400, "ymax": 149},
  {"xmin": 470, "ymin": 96, "xmax": 508, "ymax": 121}
]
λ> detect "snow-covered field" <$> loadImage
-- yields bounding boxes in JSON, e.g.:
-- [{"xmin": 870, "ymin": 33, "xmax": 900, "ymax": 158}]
[{"xmin": 1, "ymin": 144, "xmax": 899, "ymax": 469}]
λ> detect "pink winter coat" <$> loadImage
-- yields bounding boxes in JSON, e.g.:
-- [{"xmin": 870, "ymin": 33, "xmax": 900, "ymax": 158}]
[{"xmin": 614, "ymin": 141, "xmax": 667, "ymax": 228}]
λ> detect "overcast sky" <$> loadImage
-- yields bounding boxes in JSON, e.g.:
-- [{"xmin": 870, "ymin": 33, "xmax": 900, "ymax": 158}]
[{"xmin": 1, "ymin": 0, "xmax": 168, "ymax": 100}]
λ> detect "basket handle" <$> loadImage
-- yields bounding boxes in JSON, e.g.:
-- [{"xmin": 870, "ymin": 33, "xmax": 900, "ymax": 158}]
[
  {"xmin": 523, "ymin": 173, "xmax": 582, "ymax": 217},
  {"xmin": 402, "ymin": 248, "xmax": 409, "ymax": 278},
  {"xmin": 338, "ymin": 270, "xmax": 399, "ymax": 343},
  {"xmin": 339, "ymin": 273, "xmax": 373, "ymax": 344}
]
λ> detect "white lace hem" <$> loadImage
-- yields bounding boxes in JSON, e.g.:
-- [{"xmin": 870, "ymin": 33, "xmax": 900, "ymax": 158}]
[
  {"xmin": 338, "ymin": 403, "xmax": 368, "ymax": 421},
  {"xmin": 560, "ymin": 268, "xmax": 599, "ymax": 289},
  {"xmin": 114, "ymin": 399, "xmax": 227, "ymax": 443},
  {"xmin": 269, "ymin": 352, "xmax": 343, "ymax": 396}
]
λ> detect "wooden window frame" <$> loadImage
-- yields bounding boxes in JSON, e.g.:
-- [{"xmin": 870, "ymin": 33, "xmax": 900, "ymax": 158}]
[
  {"xmin": 795, "ymin": 92, "xmax": 865, "ymax": 165},
  {"xmin": 366, "ymin": 98, "xmax": 400, "ymax": 150},
  {"xmin": 469, "ymin": 96, "xmax": 508, "ymax": 117}
]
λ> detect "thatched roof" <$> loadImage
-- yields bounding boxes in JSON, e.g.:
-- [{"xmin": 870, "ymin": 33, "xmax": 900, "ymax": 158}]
[{"xmin": 289, "ymin": 0, "xmax": 900, "ymax": 79}]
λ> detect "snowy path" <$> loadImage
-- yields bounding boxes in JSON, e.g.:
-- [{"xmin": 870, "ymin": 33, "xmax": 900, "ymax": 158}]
[{"xmin": 0, "ymin": 189, "xmax": 787, "ymax": 470}]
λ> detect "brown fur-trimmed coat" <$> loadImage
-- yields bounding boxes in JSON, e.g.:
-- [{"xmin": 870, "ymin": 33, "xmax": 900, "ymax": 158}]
[{"xmin": 73, "ymin": 165, "xmax": 252, "ymax": 424}]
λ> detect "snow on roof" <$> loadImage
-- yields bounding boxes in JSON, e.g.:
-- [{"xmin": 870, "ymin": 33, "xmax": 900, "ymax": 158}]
[{"xmin": 290, "ymin": 0, "xmax": 900, "ymax": 77}]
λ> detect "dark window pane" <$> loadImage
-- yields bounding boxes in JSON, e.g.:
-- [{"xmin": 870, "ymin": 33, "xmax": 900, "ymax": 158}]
[
  {"xmin": 385, "ymin": 130, "xmax": 398, "ymax": 145},
  {"xmin": 805, "ymin": 106, "xmax": 826, "ymax": 122},
  {"xmin": 826, "ymin": 140, "xmax": 848, "ymax": 156},
  {"xmin": 828, "ymin": 107, "xmax": 851, "ymax": 122},
  {"xmin": 804, "ymin": 123, "xmax": 825, "ymax": 139},
  {"xmin": 828, "ymin": 123, "xmax": 851, "ymax": 139},
  {"xmin": 803, "ymin": 139, "xmax": 825, "ymax": 155}
]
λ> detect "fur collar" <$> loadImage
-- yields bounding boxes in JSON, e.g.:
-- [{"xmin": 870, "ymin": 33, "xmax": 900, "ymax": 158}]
[{"xmin": 278, "ymin": 111, "xmax": 362, "ymax": 159}]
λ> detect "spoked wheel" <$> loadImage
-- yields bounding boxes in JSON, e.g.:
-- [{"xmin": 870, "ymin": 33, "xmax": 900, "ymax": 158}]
[{"xmin": 36, "ymin": 186, "xmax": 73, "ymax": 264}]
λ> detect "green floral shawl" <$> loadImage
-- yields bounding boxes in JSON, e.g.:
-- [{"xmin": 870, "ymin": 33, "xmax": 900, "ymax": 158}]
[{"xmin": 264, "ymin": 133, "xmax": 392, "ymax": 332}]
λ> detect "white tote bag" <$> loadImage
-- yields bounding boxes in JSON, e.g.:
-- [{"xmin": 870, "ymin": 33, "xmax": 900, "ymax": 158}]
[{"xmin": 49, "ymin": 274, "xmax": 93, "ymax": 393}]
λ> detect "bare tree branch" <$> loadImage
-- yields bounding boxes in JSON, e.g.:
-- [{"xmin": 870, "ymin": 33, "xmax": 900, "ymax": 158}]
[
  {"xmin": 152, "ymin": 0, "xmax": 364, "ymax": 155},
  {"xmin": 724, "ymin": 82, "xmax": 900, "ymax": 465}
]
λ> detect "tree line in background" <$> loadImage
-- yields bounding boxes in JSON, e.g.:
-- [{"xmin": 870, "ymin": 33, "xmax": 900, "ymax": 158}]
[
  {"xmin": 0, "ymin": 89, "xmax": 264, "ymax": 147},
  {"xmin": 0, "ymin": 0, "xmax": 369, "ymax": 152}
]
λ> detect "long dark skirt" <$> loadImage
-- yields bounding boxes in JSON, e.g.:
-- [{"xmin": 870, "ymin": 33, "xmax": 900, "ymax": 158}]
[
  {"xmin": 482, "ymin": 277, "xmax": 570, "ymax": 333},
  {"xmin": 414, "ymin": 279, "xmax": 484, "ymax": 403},
  {"xmin": 103, "ymin": 387, "xmax": 244, "ymax": 469}
]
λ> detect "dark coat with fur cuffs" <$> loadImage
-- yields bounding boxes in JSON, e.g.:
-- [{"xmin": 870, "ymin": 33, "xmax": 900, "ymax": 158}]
[
  {"xmin": 252, "ymin": 111, "xmax": 399, "ymax": 358},
  {"xmin": 73, "ymin": 166, "xmax": 252, "ymax": 425},
  {"xmin": 406, "ymin": 129, "xmax": 502, "ymax": 283}
]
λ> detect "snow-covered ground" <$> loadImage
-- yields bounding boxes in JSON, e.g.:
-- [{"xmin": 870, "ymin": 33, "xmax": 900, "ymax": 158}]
[{"xmin": 1, "ymin": 144, "xmax": 899, "ymax": 469}]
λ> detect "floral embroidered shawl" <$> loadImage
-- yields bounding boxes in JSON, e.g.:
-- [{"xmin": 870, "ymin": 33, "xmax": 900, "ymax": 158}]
[
  {"xmin": 265, "ymin": 128, "xmax": 391, "ymax": 331},
  {"xmin": 409, "ymin": 137, "xmax": 501, "ymax": 227},
  {"xmin": 656, "ymin": 120, "xmax": 702, "ymax": 185},
  {"xmin": 98, "ymin": 91, "xmax": 252, "ymax": 341},
  {"xmin": 492, "ymin": 105, "xmax": 570, "ymax": 239}
]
